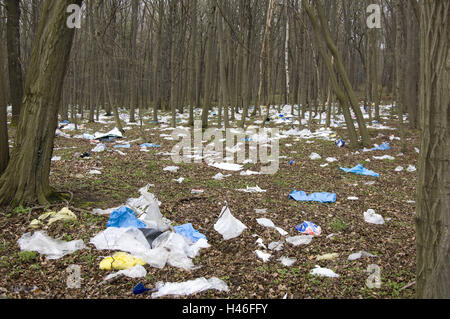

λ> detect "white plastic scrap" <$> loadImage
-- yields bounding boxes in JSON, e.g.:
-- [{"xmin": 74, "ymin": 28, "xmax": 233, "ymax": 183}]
[
  {"xmin": 152, "ymin": 277, "xmax": 228, "ymax": 298},
  {"xmin": 212, "ymin": 173, "xmax": 231, "ymax": 180},
  {"xmin": 92, "ymin": 143, "xmax": 107, "ymax": 153},
  {"xmin": 240, "ymin": 170, "xmax": 261, "ymax": 176},
  {"xmin": 364, "ymin": 209, "xmax": 385, "ymax": 225},
  {"xmin": 310, "ymin": 265, "xmax": 339, "ymax": 278},
  {"xmin": 209, "ymin": 162, "xmax": 243, "ymax": 171},
  {"xmin": 309, "ymin": 152, "xmax": 322, "ymax": 160},
  {"xmin": 18, "ymin": 231, "xmax": 85, "ymax": 259},
  {"xmin": 279, "ymin": 256, "xmax": 297, "ymax": 267},
  {"xmin": 407, "ymin": 165, "xmax": 417, "ymax": 172},
  {"xmin": 256, "ymin": 218, "xmax": 288, "ymax": 236},
  {"xmin": 51, "ymin": 156, "xmax": 61, "ymax": 161},
  {"xmin": 255, "ymin": 250, "xmax": 272, "ymax": 262},
  {"xmin": 326, "ymin": 157, "xmax": 338, "ymax": 163},
  {"xmin": 268, "ymin": 241, "xmax": 284, "ymax": 251},
  {"xmin": 89, "ymin": 170, "xmax": 102, "ymax": 175},
  {"xmin": 373, "ymin": 155, "xmax": 395, "ymax": 160},
  {"xmin": 286, "ymin": 235, "xmax": 313, "ymax": 246},
  {"xmin": 214, "ymin": 206, "xmax": 247, "ymax": 240},
  {"xmin": 348, "ymin": 251, "xmax": 377, "ymax": 261},
  {"xmin": 255, "ymin": 238, "xmax": 267, "ymax": 249},
  {"xmin": 237, "ymin": 186, "xmax": 266, "ymax": 193},
  {"xmin": 163, "ymin": 166, "xmax": 179, "ymax": 173},
  {"xmin": 103, "ymin": 265, "xmax": 147, "ymax": 281},
  {"xmin": 395, "ymin": 166, "xmax": 404, "ymax": 172},
  {"xmin": 173, "ymin": 177, "xmax": 185, "ymax": 184},
  {"xmin": 347, "ymin": 196, "xmax": 359, "ymax": 201}
]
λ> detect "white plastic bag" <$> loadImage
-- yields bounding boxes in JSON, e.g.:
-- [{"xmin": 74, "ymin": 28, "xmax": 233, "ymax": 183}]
[
  {"xmin": 18, "ymin": 231, "xmax": 85, "ymax": 259},
  {"xmin": 152, "ymin": 277, "xmax": 229, "ymax": 298},
  {"xmin": 214, "ymin": 206, "xmax": 247, "ymax": 240},
  {"xmin": 310, "ymin": 265, "xmax": 339, "ymax": 278},
  {"xmin": 364, "ymin": 209, "xmax": 385, "ymax": 225},
  {"xmin": 286, "ymin": 235, "xmax": 313, "ymax": 246}
]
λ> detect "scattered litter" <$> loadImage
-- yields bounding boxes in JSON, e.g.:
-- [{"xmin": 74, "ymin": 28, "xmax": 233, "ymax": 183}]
[
  {"xmin": 107, "ymin": 207, "xmax": 148, "ymax": 229},
  {"xmin": 348, "ymin": 251, "xmax": 377, "ymax": 261},
  {"xmin": 256, "ymin": 218, "xmax": 288, "ymax": 236},
  {"xmin": 347, "ymin": 196, "xmax": 359, "ymax": 201},
  {"xmin": 363, "ymin": 142, "xmax": 391, "ymax": 152},
  {"xmin": 18, "ymin": 231, "xmax": 85, "ymax": 259},
  {"xmin": 237, "ymin": 186, "xmax": 266, "ymax": 193},
  {"xmin": 289, "ymin": 191, "xmax": 336, "ymax": 203},
  {"xmin": 80, "ymin": 152, "xmax": 91, "ymax": 159},
  {"xmin": 289, "ymin": 160, "xmax": 295, "ymax": 165},
  {"xmin": 115, "ymin": 150, "xmax": 126, "ymax": 156},
  {"xmin": 286, "ymin": 235, "xmax": 313, "ymax": 246},
  {"xmin": 163, "ymin": 166, "xmax": 179, "ymax": 173},
  {"xmin": 114, "ymin": 144, "xmax": 131, "ymax": 149},
  {"xmin": 340, "ymin": 164, "xmax": 380, "ymax": 177},
  {"xmin": 268, "ymin": 241, "xmax": 284, "ymax": 251},
  {"xmin": 255, "ymin": 238, "xmax": 267, "ymax": 249},
  {"xmin": 326, "ymin": 157, "xmax": 338, "ymax": 163},
  {"xmin": 254, "ymin": 208, "xmax": 267, "ymax": 214},
  {"xmin": 99, "ymin": 252, "xmax": 146, "ymax": 270},
  {"xmin": 51, "ymin": 156, "xmax": 61, "ymax": 161},
  {"xmin": 191, "ymin": 189, "xmax": 204, "ymax": 194},
  {"xmin": 140, "ymin": 143, "xmax": 161, "ymax": 148},
  {"xmin": 174, "ymin": 223, "xmax": 207, "ymax": 243},
  {"xmin": 415, "ymin": 147, "xmax": 420, "ymax": 154},
  {"xmin": 89, "ymin": 170, "xmax": 102, "ymax": 175},
  {"xmin": 30, "ymin": 207, "xmax": 78, "ymax": 229},
  {"xmin": 373, "ymin": 155, "xmax": 395, "ymax": 160},
  {"xmin": 94, "ymin": 127, "xmax": 123, "ymax": 141},
  {"xmin": 310, "ymin": 265, "xmax": 339, "ymax": 278},
  {"xmin": 151, "ymin": 277, "xmax": 228, "ymax": 298},
  {"xmin": 316, "ymin": 253, "xmax": 339, "ymax": 261},
  {"xmin": 255, "ymin": 250, "xmax": 272, "ymax": 262},
  {"xmin": 279, "ymin": 256, "xmax": 297, "ymax": 267},
  {"xmin": 364, "ymin": 209, "xmax": 385, "ymax": 225},
  {"xmin": 336, "ymin": 139, "xmax": 345, "ymax": 147},
  {"xmin": 92, "ymin": 143, "xmax": 107, "ymax": 153},
  {"xmin": 240, "ymin": 170, "xmax": 261, "ymax": 176},
  {"xmin": 407, "ymin": 165, "xmax": 417, "ymax": 172},
  {"xmin": 133, "ymin": 283, "xmax": 154, "ymax": 295},
  {"xmin": 395, "ymin": 166, "xmax": 404, "ymax": 172},
  {"xmin": 103, "ymin": 265, "xmax": 147, "ymax": 282},
  {"xmin": 214, "ymin": 206, "xmax": 247, "ymax": 240},
  {"xmin": 209, "ymin": 162, "xmax": 243, "ymax": 171},
  {"xmin": 173, "ymin": 177, "xmax": 184, "ymax": 183},
  {"xmin": 212, "ymin": 173, "xmax": 231, "ymax": 180},
  {"xmin": 295, "ymin": 221, "xmax": 322, "ymax": 236},
  {"xmin": 309, "ymin": 152, "xmax": 322, "ymax": 160}
]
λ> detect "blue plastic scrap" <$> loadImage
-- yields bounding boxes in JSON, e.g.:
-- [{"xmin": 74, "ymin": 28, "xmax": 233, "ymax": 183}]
[
  {"xmin": 369, "ymin": 142, "xmax": 390, "ymax": 151},
  {"xmin": 289, "ymin": 190, "xmax": 337, "ymax": 203},
  {"xmin": 106, "ymin": 206, "xmax": 147, "ymax": 228},
  {"xmin": 340, "ymin": 164, "xmax": 380, "ymax": 177},
  {"xmin": 336, "ymin": 139, "xmax": 345, "ymax": 147},
  {"xmin": 133, "ymin": 283, "xmax": 151, "ymax": 295},
  {"xmin": 174, "ymin": 223, "xmax": 207, "ymax": 242},
  {"xmin": 140, "ymin": 143, "xmax": 161, "ymax": 148},
  {"xmin": 114, "ymin": 144, "xmax": 131, "ymax": 149}
]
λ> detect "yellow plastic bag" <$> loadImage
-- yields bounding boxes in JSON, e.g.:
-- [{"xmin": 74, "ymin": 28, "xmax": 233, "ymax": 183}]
[
  {"xmin": 30, "ymin": 207, "xmax": 77, "ymax": 228},
  {"xmin": 99, "ymin": 252, "xmax": 146, "ymax": 270}
]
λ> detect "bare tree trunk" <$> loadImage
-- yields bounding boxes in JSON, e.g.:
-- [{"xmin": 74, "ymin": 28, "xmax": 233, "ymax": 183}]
[
  {"xmin": 416, "ymin": 0, "xmax": 449, "ymax": 299},
  {"xmin": 0, "ymin": 0, "xmax": 82, "ymax": 206},
  {"xmin": 0, "ymin": 38, "xmax": 9, "ymax": 175}
]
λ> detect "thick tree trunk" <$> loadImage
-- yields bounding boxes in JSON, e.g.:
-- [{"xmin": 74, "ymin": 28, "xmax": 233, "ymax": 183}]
[
  {"xmin": 6, "ymin": 0, "xmax": 24, "ymax": 125},
  {"xmin": 416, "ymin": 1, "xmax": 449, "ymax": 299},
  {"xmin": 0, "ymin": 0, "xmax": 82, "ymax": 206}
]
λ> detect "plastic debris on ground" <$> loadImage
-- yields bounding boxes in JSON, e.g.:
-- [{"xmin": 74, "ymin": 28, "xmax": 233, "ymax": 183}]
[
  {"xmin": 173, "ymin": 177, "xmax": 184, "ymax": 184},
  {"xmin": 140, "ymin": 143, "xmax": 161, "ymax": 148},
  {"xmin": 18, "ymin": 231, "xmax": 85, "ymax": 259},
  {"xmin": 106, "ymin": 206, "xmax": 148, "ymax": 229},
  {"xmin": 279, "ymin": 256, "xmax": 297, "ymax": 267},
  {"xmin": 395, "ymin": 166, "xmax": 404, "ymax": 172},
  {"xmin": 89, "ymin": 170, "xmax": 102, "ymax": 175},
  {"xmin": 309, "ymin": 152, "xmax": 322, "ymax": 160},
  {"xmin": 310, "ymin": 266, "xmax": 339, "ymax": 278},
  {"xmin": 256, "ymin": 218, "xmax": 288, "ymax": 236},
  {"xmin": 340, "ymin": 164, "xmax": 380, "ymax": 177},
  {"xmin": 316, "ymin": 253, "xmax": 339, "ymax": 261},
  {"xmin": 407, "ymin": 165, "xmax": 417, "ymax": 172},
  {"xmin": 286, "ymin": 235, "xmax": 313, "ymax": 246},
  {"xmin": 237, "ymin": 186, "xmax": 266, "ymax": 193},
  {"xmin": 255, "ymin": 250, "xmax": 272, "ymax": 262},
  {"xmin": 289, "ymin": 190, "xmax": 336, "ymax": 203},
  {"xmin": 373, "ymin": 155, "xmax": 395, "ymax": 160},
  {"xmin": 191, "ymin": 189, "xmax": 204, "ymax": 194},
  {"xmin": 212, "ymin": 173, "xmax": 231, "ymax": 180},
  {"xmin": 347, "ymin": 196, "xmax": 359, "ymax": 201},
  {"xmin": 99, "ymin": 252, "xmax": 146, "ymax": 270},
  {"xmin": 92, "ymin": 143, "xmax": 107, "ymax": 153},
  {"xmin": 268, "ymin": 241, "xmax": 284, "ymax": 251},
  {"xmin": 254, "ymin": 208, "xmax": 267, "ymax": 214},
  {"xmin": 336, "ymin": 139, "xmax": 345, "ymax": 147},
  {"xmin": 295, "ymin": 221, "xmax": 322, "ymax": 236},
  {"xmin": 255, "ymin": 238, "xmax": 267, "ymax": 249},
  {"xmin": 30, "ymin": 207, "xmax": 77, "ymax": 228},
  {"xmin": 363, "ymin": 142, "xmax": 391, "ymax": 152},
  {"xmin": 240, "ymin": 170, "xmax": 261, "ymax": 176},
  {"xmin": 364, "ymin": 209, "xmax": 385, "ymax": 225},
  {"xmin": 163, "ymin": 166, "xmax": 179, "ymax": 173},
  {"xmin": 133, "ymin": 283, "xmax": 153, "ymax": 295},
  {"xmin": 151, "ymin": 277, "xmax": 228, "ymax": 298},
  {"xmin": 209, "ymin": 162, "xmax": 243, "ymax": 171},
  {"xmin": 51, "ymin": 156, "xmax": 61, "ymax": 161},
  {"xmin": 114, "ymin": 144, "xmax": 131, "ymax": 149},
  {"xmin": 103, "ymin": 265, "xmax": 147, "ymax": 282},
  {"xmin": 94, "ymin": 127, "xmax": 123, "ymax": 140},
  {"xmin": 326, "ymin": 157, "xmax": 338, "ymax": 163},
  {"xmin": 174, "ymin": 223, "xmax": 207, "ymax": 243},
  {"xmin": 214, "ymin": 206, "xmax": 247, "ymax": 240},
  {"xmin": 348, "ymin": 251, "xmax": 377, "ymax": 261}
]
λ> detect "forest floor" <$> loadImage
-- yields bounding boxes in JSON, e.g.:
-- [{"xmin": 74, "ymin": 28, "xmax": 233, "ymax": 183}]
[{"xmin": 0, "ymin": 107, "xmax": 419, "ymax": 299}]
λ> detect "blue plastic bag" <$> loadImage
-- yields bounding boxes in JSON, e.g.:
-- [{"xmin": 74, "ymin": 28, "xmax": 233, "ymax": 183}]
[
  {"xmin": 289, "ymin": 190, "xmax": 337, "ymax": 203},
  {"xmin": 114, "ymin": 144, "xmax": 131, "ymax": 149},
  {"xmin": 369, "ymin": 142, "xmax": 390, "ymax": 151},
  {"xmin": 140, "ymin": 143, "xmax": 161, "ymax": 148},
  {"xmin": 174, "ymin": 223, "xmax": 207, "ymax": 242},
  {"xmin": 336, "ymin": 139, "xmax": 345, "ymax": 147},
  {"xmin": 133, "ymin": 283, "xmax": 151, "ymax": 295},
  {"xmin": 106, "ymin": 206, "xmax": 147, "ymax": 228},
  {"xmin": 340, "ymin": 164, "xmax": 380, "ymax": 177}
]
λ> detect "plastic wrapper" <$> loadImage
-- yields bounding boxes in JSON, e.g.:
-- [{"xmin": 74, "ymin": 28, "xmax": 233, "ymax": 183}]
[{"xmin": 214, "ymin": 206, "xmax": 247, "ymax": 240}]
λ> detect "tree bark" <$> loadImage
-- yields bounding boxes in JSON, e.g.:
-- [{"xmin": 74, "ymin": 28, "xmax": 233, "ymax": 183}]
[
  {"xmin": 0, "ymin": 0, "xmax": 82, "ymax": 206},
  {"xmin": 416, "ymin": 0, "xmax": 449, "ymax": 299}
]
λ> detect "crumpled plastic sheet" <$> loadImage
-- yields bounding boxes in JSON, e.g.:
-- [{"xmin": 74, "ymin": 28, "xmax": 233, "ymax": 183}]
[
  {"xmin": 255, "ymin": 250, "xmax": 272, "ymax": 262},
  {"xmin": 289, "ymin": 191, "xmax": 337, "ymax": 203},
  {"xmin": 103, "ymin": 265, "xmax": 147, "ymax": 282},
  {"xmin": 209, "ymin": 162, "xmax": 243, "ymax": 171},
  {"xmin": 348, "ymin": 251, "xmax": 377, "ymax": 261},
  {"xmin": 214, "ymin": 206, "xmax": 247, "ymax": 240},
  {"xmin": 18, "ymin": 231, "xmax": 86, "ymax": 259},
  {"xmin": 256, "ymin": 218, "xmax": 288, "ymax": 236},
  {"xmin": 286, "ymin": 235, "xmax": 313, "ymax": 246},
  {"xmin": 106, "ymin": 207, "xmax": 147, "ymax": 229},
  {"xmin": 174, "ymin": 223, "xmax": 207, "ymax": 243},
  {"xmin": 310, "ymin": 266, "xmax": 339, "ymax": 278},
  {"xmin": 363, "ymin": 209, "xmax": 385, "ymax": 224},
  {"xmin": 91, "ymin": 143, "xmax": 107, "ymax": 153},
  {"xmin": 279, "ymin": 256, "xmax": 297, "ymax": 267},
  {"xmin": 237, "ymin": 186, "xmax": 266, "ymax": 193},
  {"xmin": 151, "ymin": 277, "xmax": 229, "ymax": 298},
  {"xmin": 90, "ymin": 228, "xmax": 210, "ymax": 271},
  {"xmin": 94, "ymin": 127, "xmax": 123, "ymax": 140},
  {"xmin": 340, "ymin": 164, "xmax": 380, "ymax": 177}
]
